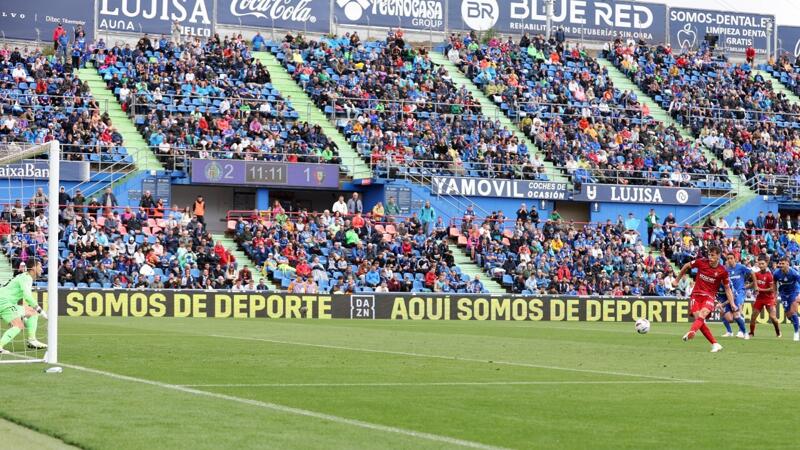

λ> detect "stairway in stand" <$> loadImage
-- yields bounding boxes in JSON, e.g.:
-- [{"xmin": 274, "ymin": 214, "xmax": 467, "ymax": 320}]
[
  {"xmin": 429, "ymin": 52, "xmax": 570, "ymax": 184},
  {"xmin": 77, "ymin": 68, "xmax": 163, "ymax": 172},
  {"xmin": 598, "ymin": 58, "xmax": 756, "ymax": 227},
  {"xmin": 252, "ymin": 51, "xmax": 372, "ymax": 180}
]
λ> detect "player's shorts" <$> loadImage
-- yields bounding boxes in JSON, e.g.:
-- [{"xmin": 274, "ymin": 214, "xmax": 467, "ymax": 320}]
[
  {"xmin": 722, "ymin": 293, "xmax": 745, "ymax": 314},
  {"xmin": 0, "ymin": 304, "xmax": 24, "ymax": 324},
  {"xmin": 690, "ymin": 294, "xmax": 716, "ymax": 316},
  {"xmin": 753, "ymin": 297, "xmax": 776, "ymax": 312},
  {"xmin": 781, "ymin": 294, "xmax": 800, "ymax": 313}
]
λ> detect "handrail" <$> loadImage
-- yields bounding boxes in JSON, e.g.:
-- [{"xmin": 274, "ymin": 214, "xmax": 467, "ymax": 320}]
[{"xmin": 0, "ymin": 142, "xmax": 49, "ymax": 165}]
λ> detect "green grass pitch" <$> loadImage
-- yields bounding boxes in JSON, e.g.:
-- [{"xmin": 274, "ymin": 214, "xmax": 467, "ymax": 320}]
[{"xmin": 2, "ymin": 317, "xmax": 800, "ymax": 449}]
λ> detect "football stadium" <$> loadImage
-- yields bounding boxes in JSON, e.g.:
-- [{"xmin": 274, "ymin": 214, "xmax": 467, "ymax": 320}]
[{"xmin": 3, "ymin": 0, "xmax": 800, "ymax": 448}]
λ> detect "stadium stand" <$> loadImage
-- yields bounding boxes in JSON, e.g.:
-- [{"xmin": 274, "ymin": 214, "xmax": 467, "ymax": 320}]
[
  {"xmin": 449, "ymin": 204, "xmax": 678, "ymax": 296},
  {"xmin": 607, "ymin": 39, "xmax": 800, "ymax": 183},
  {"xmin": 272, "ymin": 32, "xmax": 552, "ymax": 182},
  {"xmin": 91, "ymin": 35, "xmax": 341, "ymax": 172},
  {"xmin": 228, "ymin": 204, "xmax": 487, "ymax": 294},
  {"xmin": 0, "ymin": 47, "xmax": 134, "ymax": 166},
  {"xmin": 446, "ymin": 33, "xmax": 731, "ymax": 188}
]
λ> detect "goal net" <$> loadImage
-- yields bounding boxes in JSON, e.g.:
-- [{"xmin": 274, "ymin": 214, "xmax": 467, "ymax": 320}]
[{"xmin": 0, "ymin": 140, "xmax": 59, "ymax": 364}]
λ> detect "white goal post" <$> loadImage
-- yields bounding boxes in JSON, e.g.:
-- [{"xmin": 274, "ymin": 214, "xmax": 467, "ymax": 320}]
[
  {"xmin": 0, "ymin": 140, "xmax": 59, "ymax": 364},
  {"xmin": 47, "ymin": 140, "xmax": 59, "ymax": 365}
]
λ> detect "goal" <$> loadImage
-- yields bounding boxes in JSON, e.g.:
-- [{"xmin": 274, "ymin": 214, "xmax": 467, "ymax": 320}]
[{"xmin": 0, "ymin": 140, "xmax": 59, "ymax": 364}]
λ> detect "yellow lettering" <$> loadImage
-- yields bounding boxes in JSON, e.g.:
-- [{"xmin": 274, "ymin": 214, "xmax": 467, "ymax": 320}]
[
  {"xmin": 528, "ymin": 299, "xmax": 543, "ymax": 320},
  {"xmin": 491, "ymin": 298, "xmax": 511, "ymax": 320},
  {"xmin": 174, "ymin": 293, "xmax": 190, "ymax": 317},
  {"xmin": 551, "ymin": 299, "xmax": 565, "ymax": 321},
  {"xmin": 215, "ymin": 294, "xmax": 231, "ymax": 318},
  {"xmin": 66, "ymin": 292, "xmax": 84, "ymax": 316},
  {"xmin": 586, "ymin": 300, "xmax": 600, "ymax": 321},
  {"xmin": 391, "ymin": 298, "xmax": 408, "ymax": 319},
  {"xmin": 566, "ymin": 299, "xmax": 580, "ymax": 321},
  {"xmin": 457, "ymin": 298, "xmax": 472, "ymax": 320},
  {"xmin": 106, "ymin": 292, "xmax": 128, "ymax": 316}
]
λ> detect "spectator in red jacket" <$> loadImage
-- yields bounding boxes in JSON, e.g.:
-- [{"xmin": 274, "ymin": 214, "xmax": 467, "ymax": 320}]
[
  {"xmin": 745, "ymin": 46, "xmax": 756, "ymax": 64},
  {"xmin": 53, "ymin": 23, "xmax": 66, "ymax": 50}
]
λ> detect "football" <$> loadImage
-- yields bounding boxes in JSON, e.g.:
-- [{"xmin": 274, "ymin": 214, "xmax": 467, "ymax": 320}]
[{"xmin": 635, "ymin": 319, "xmax": 651, "ymax": 334}]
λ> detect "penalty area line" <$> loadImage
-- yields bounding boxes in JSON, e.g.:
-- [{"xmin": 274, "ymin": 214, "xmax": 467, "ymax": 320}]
[
  {"xmin": 182, "ymin": 380, "xmax": 699, "ymax": 388},
  {"xmin": 58, "ymin": 362, "xmax": 506, "ymax": 450},
  {"xmin": 210, "ymin": 334, "xmax": 705, "ymax": 384}
]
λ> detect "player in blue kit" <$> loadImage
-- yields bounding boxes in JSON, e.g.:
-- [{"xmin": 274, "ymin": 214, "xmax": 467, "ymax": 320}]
[
  {"xmin": 772, "ymin": 257, "xmax": 800, "ymax": 341},
  {"xmin": 717, "ymin": 254, "xmax": 752, "ymax": 339}
]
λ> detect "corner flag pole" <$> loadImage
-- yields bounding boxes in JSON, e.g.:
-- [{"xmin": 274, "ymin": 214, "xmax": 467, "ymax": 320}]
[{"xmin": 46, "ymin": 141, "xmax": 59, "ymax": 364}]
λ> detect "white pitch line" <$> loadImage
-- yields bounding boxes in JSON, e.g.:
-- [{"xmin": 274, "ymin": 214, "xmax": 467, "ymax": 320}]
[
  {"xmin": 182, "ymin": 380, "xmax": 697, "ymax": 388},
  {"xmin": 59, "ymin": 362, "xmax": 506, "ymax": 450},
  {"xmin": 210, "ymin": 334, "xmax": 705, "ymax": 383}
]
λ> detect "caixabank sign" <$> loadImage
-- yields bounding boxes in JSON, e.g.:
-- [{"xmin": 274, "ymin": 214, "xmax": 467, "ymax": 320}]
[{"xmin": 32, "ymin": 289, "xmax": 793, "ymax": 324}]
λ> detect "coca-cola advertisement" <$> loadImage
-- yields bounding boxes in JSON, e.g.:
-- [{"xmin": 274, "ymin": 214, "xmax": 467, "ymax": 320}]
[
  {"xmin": 217, "ymin": 0, "xmax": 331, "ymax": 33},
  {"xmin": 98, "ymin": 0, "xmax": 215, "ymax": 37}
]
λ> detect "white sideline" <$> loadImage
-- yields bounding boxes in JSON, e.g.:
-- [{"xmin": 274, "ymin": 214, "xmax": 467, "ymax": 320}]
[
  {"xmin": 211, "ymin": 334, "xmax": 705, "ymax": 383},
  {"xmin": 182, "ymin": 380, "xmax": 698, "ymax": 388},
  {"xmin": 59, "ymin": 362, "xmax": 507, "ymax": 450}
]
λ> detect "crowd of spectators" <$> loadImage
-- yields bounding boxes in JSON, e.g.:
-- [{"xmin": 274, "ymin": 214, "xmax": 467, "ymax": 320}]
[
  {"xmin": 447, "ymin": 32, "xmax": 729, "ymax": 188},
  {"xmin": 93, "ymin": 33, "xmax": 340, "ymax": 172},
  {"xmin": 457, "ymin": 204, "xmax": 680, "ymax": 296},
  {"xmin": 232, "ymin": 194, "xmax": 486, "ymax": 294},
  {"xmin": 276, "ymin": 31, "xmax": 550, "ymax": 181},
  {"xmin": 0, "ymin": 188, "xmax": 245, "ymax": 289},
  {"xmin": 768, "ymin": 52, "xmax": 800, "ymax": 98},
  {"xmin": 0, "ymin": 46, "xmax": 132, "ymax": 164},
  {"xmin": 608, "ymin": 39, "xmax": 800, "ymax": 182}
]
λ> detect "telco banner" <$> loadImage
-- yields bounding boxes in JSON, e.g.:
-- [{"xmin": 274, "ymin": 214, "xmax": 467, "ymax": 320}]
[
  {"xmin": 778, "ymin": 26, "xmax": 800, "ymax": 58},
  {"xmin": 668, "ymin": 8, "xmax": 774, "ymax": 55},
  {"xmin": 431, "ymin": 176, "xmax": 569, "ymax": 200},
  {"xmin": 0, "ymin": 160, "xmax": 90, "ymax": 182},
  {"xmin": 0, "ymin": 0, "xmax": 94, "ymax": 42},
  {"xmin": 217, "ymin": 0, "xmax": 331, "ymax": 34},
  {"xmin": 573, "ymin": 184, "xmax": 701, "ymax": 205},
  {"xmin": 42, "ymin": 289, "xmax": 795, "ymax": 323},
  {"xmin": 333, "ymin": 0, "xmax": 445, "ymax": 32},
  {"xmin": 449, "ymin": 0, "xmax": 667, "ymax": 43},
  {"xmin": 98, "ymin": 0, "xmax": 214, "ymax": 38},
  {"xmin": 191, "ymin": 159, "xmax": 340, "ymax": 188}
]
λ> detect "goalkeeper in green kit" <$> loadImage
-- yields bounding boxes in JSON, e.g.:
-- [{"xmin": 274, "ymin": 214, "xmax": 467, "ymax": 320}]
[{"xmin": 0, "ymin": 260, "xmax": 47, "ymax": 354}]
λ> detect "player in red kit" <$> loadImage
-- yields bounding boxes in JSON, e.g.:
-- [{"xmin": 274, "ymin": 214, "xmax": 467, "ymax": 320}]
[
  {"xmin": 749, "ymin": 256, "xmax": 781, "ymax": 338},
  {"xmin": 672, "ymin": 246, "xmax": 734, "ymax": 352}
]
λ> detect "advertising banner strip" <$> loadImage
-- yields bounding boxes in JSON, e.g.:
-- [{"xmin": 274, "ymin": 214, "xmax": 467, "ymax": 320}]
[
  {"xmin": 777, "ymin": 25, "xmax": 800, "ymax": 57},
  {"xmin": 0, "ymin": 0, "xmax": 94, "ymax": 42},
  {"xmin": 98, "ymin": 0, "xmax": 215, "ymax": 38},
  {"xmin": 0, "ymin": 160, "xmax": 90, "ymax": 182},
  {"xmin": 449, "ymin": 0, "xmax": 667, "ymax": 44},
  {"xmin": 190, "ymin": 159, "xmax": 340, "ymax": 189},
  {"xmin": 431, "ymin": 176, "xmax": 569, "ymax": 200},
  {"xmin": 216, "ymin": 0, "xmax": 331, "ymax": 34},
  {"xmin": 39, "ymin": 289, "xmax": 796, "ymax": 323},
  {"xmin": 572, "ymin": 184, "xmax": 701, "ymax": 206},
  {"xmin": 668, "ymin": 7, "xmax": 775, "ymax": 55},
  {"xmin": 333, "ymin": 0, "xmax": 446, "ymax": 32}
]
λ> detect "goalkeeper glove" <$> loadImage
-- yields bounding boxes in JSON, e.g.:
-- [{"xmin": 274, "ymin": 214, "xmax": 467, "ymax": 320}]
[{"xmin": 36, "ymin": 306, "xmax": 48, "ymax": 320}]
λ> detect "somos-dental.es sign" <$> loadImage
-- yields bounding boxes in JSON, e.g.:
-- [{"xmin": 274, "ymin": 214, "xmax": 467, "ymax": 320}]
[{"xmin": 668, "ymin": 7, "xmax": 774, "ymax": 55}]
